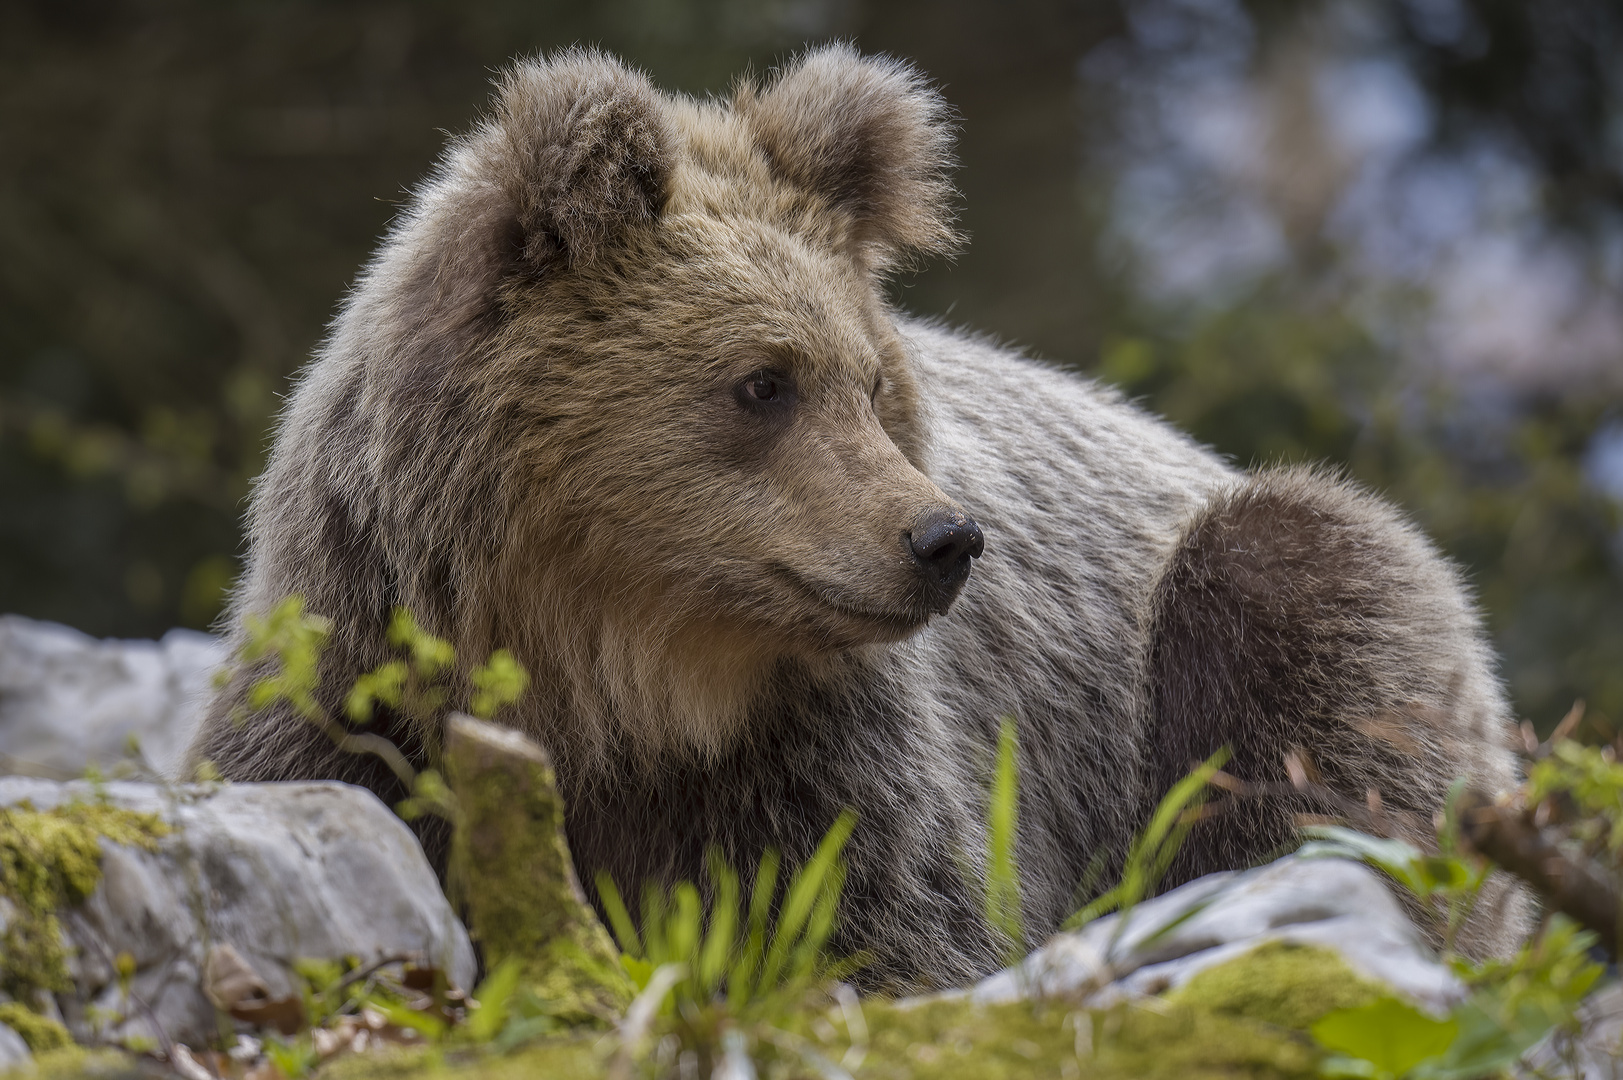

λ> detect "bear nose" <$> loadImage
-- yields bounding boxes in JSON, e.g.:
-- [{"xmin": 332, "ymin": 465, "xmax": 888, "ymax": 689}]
[{"xmin": 908, "ymin": 511, "xmax": 984, "ymax": 608}]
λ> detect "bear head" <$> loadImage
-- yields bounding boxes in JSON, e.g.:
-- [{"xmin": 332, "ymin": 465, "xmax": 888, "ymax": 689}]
[{"xmin": 336, "ymin": 45, "xmax": 980, "ymax": 758}]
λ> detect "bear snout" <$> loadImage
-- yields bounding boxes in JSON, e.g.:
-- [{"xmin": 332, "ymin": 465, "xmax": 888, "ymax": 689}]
[{"xmin": 908, "ymin": 510, "xmax": 984, "ymax": 609}]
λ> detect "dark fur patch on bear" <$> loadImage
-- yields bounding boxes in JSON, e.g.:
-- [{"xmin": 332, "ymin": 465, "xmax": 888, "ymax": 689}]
[{"xmin": 1145, "ymin": 467, "xmax": 1506, "ymax": 886}]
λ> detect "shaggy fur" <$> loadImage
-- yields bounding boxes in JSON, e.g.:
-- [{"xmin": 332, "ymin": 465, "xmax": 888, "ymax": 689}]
[{"xmin": 192, "ymin": 46, "xmax": 1522, "ymax": 990}]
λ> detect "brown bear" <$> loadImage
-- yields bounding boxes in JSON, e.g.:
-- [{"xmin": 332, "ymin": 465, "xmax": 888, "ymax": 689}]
[{"xmin": 192, "ymin": 45, "xmax": 1521, "ymax": 990}]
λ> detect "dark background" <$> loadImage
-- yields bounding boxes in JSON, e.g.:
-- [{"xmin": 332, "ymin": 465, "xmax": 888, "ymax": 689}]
[{"xmin": 2, "ymin": 0, "xmax": 1620, "ymax": 734}]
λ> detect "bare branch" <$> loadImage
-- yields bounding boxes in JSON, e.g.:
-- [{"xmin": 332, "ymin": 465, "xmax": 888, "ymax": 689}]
[{"xmin": 1456, "ymin": 788, "xmax": 1620, "ymax": 959}]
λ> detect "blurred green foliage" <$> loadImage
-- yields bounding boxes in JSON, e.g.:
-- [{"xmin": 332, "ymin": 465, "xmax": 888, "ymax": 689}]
[{"xmin": 1, "ymin": 0, "xmax": 1619, "ymax": 736}]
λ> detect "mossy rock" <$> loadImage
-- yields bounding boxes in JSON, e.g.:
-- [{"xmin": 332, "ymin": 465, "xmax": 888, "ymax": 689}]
[
  {"xmin": 1166, "ymin": 940, "xmax": 1388, "ymax": 1031},
  {"xmin": 0, "ymin": 799, "xmax": 168, "ymax": 1002},
  {"xmin": 316, "ymin": 992, "xmax": 1320, "ymax": 1080},
  {"xmin": 855, "ymin": 994, "xmax": 1319, "ymax": 1080},
  {"xmin": 0, "ymin": 1003, "xmax": 71, "ymax": 1054}
]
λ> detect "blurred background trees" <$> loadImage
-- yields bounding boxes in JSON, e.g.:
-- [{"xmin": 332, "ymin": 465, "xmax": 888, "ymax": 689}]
[{"xmin": 2, "ymin": 0, "xmax": 1619, "ymax": 733}]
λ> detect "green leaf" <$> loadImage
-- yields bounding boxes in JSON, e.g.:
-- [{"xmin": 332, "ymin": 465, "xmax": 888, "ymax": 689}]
[
  {"xmin": 470, "ymin": 649, "xmax": 530, "ymax": 719},
  {"xmin": 696, "ymin": 853, "xmax": 739, "ymax": 995},
  {"xmin": 466, "ymin": 956, "xmax": 523, "ymax": 1043},
  {"xmin": 1065, "ymin": 748, "xmax": 1228, "ymax": 930},
  {"xmin": 1297, "ymin": 826, "xmax": 1433, "ymax": 899},
  {"xmin": 240, "ymin": 596, "xmax": 332, "ymax": 723},
  {"xmin": 667, "ymin": 882, "xmax": 703, "ymax": 976},
  {"xmin": 344, "ymin": 660, "xmax": 406, "ymax": 724},
  {"xmin": 395, "ymin": 768, "xmax": 457, "ymax": 823},
  {"xmin": 385, "ymin": 607, "xmax": 455, "ymax": 679},
  {"xmin": 595, "ymin": 872, "xmax": 643, "ymax": 959},
  {"xmin": 757, "ymin": 809, "xmax": 855, "ymax": 992},
  {"xmin": 291, "ymin": 957, "xmax": 343, "ymax": 994},
  {"xmin": 263, "ymin": 1035, "xmax": 316, "ymax": 1079},
  {"xmin": 377, "ymin": 999, "xmax": 448, "ymax": 1043},
  {"xmin": 1412, "ymin": 997, "xmax": 1556, "ymax": 1080},
  {"xmin": 620, "ymin": 954, "xmax": 654, "ymax": 992},
  {"xmin": 1311, "ymin": 997, "xmax": 1458, "ymax": 1076},
  {"xmin": 985, "ymin": 716, "xmax": 1024, "ymax": 956}
]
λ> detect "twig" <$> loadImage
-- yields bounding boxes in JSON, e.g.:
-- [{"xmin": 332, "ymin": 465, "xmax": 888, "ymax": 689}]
[
  {"xmin": 63, "ymin": 911, "xmax": 179, "ymax": 1064},
  {"xmin": 1208, "ymin": 772, "xmax": 1426, "ymax": 841},
  {"xmin": 1455, "ymin": 788, "xmax": 1620, "ymax": 960},
  {"xmin": 314, "ymin": 717, "xmax": 418, "ymax": 790},
  {"xmin": 333, "ymin": 952, "xmax": 422, "ymax": 994},
  {"xmin": 0, "ymin": 753, "xmax": 79, "ymax": 781},
  {"xmin": 1551, "ymin": 701, "xmax": 1588, "ymax": 747}
]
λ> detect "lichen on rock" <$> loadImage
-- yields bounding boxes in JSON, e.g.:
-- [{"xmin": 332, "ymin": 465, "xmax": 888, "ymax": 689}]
[{"xmin": 0, "ymin": 799, "xmax": 167, "ymax": 1004}]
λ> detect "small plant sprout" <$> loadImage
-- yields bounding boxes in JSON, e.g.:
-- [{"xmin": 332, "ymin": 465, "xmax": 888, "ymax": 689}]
[
  {"xmin": 235, "ymin": 596, "xmax": 531, "ymax": 826},
  {"xmin": 470, "ymin": 649, "xmax": 530, "ymax": 720},
  {"xmin": 596, "ymin": 811, "xmax": 860, "ymax": 1074}
]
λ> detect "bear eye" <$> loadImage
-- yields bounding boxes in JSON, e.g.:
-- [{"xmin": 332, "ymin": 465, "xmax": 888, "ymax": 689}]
[{"xmin": 734, "ymin": 369, "xmax": 795, "ymax": 410}]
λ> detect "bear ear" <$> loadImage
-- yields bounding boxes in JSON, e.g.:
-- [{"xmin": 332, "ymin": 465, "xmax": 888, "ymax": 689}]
[
  {"xmin": 364, "ymin": 51, "xmax": 675, "ymax": 389},
  {"xmin": 488, "ymin": 49, "xmax": 677, "ymax": 269},
  {"xmin": 738, "ymin": 44, "xmax": 959, "ymax": 270}
]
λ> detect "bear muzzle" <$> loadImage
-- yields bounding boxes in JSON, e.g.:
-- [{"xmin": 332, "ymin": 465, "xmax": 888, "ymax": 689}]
[{"xmin": 908, "ymin": 510, "xmax": 984, "ymax": 612}]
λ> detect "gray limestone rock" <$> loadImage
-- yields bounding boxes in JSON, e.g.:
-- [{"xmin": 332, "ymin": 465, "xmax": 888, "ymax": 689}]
[
  {"xmin": 0, "ymin": 616, "xmax": 224, "ymax": 781},
  {"xmin": 0, "ymin": 777, "xmax": 474, "ymax": 1048},
  {"xmin": 944, "ymin": 854, "xmax": 1467, "ymax": 1015},
  {"xmin": 0, "ymin": 1024, "xmax": 29, "ymax": 1071}
]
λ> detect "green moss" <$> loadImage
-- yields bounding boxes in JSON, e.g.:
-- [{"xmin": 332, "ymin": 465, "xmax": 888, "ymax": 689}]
[
  {"xmin": 307, "ymin": 981, "xmax": 1335, "ymax": 1080},
  {"xmin": 321, "ymin": 999, "xmax": 1314, "ymax": 1080},
  {"xmin": 856, "ymin": 996, "xmax": 1319, "ymax": 1080},
  {"xmin": 320, "ymin": 1036, "xmax": 602, "ymax": 1080},
  {"xmin": 0, "ymin": 1003, "xmax": 71, "ymax": 1054},
  {"xmin": 1165, "ymin": 941, "xmax": 1387, "ymax": 1031},
  {"xmin": 319, "ymin": 947, "xmax": 1363, "ymax": 1079},
  {"xmin": 0, "ymin": 800, "xmax": 168, "ymax": 1006},
  {"xmin": 444, "ymin": 718, "xmax": 632, "ymax": 1026},
  {"xmin": 1, "ymin": 1047, "xmax": 146, "ymax": 1079}
]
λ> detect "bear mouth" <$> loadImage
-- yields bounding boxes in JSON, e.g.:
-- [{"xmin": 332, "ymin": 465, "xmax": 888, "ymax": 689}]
[{"xmin": 770, "ymin": 566, "xmax": 937, "ymax": 641}]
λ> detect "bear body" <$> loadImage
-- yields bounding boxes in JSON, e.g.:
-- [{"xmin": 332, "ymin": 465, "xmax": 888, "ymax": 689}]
[{"xmin": 193, "ymin": 47, "xmax": 1520, "ymax": 990}]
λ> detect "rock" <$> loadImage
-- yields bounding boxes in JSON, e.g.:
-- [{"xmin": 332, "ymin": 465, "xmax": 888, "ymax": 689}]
[
  {"xmin": 949, "ymin": 854, "xmax": 1466, "ymax": 1015},
  {"xmin": 0, "ymin": 1024, "xmax": 28, "ymax": 1071},
  {"xmin": 0, "ymin": 616, "xmax": 224, "ymax": 780},
  {"xmin": 0, "ymin": 777, "xmax": 475, "ymax": 1048}
]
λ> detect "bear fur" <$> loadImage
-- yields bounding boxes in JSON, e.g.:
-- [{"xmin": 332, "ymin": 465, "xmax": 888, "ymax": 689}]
[{"xmin": 192, "ymin": 45, "xmax": 1522, "ymax": 991}]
